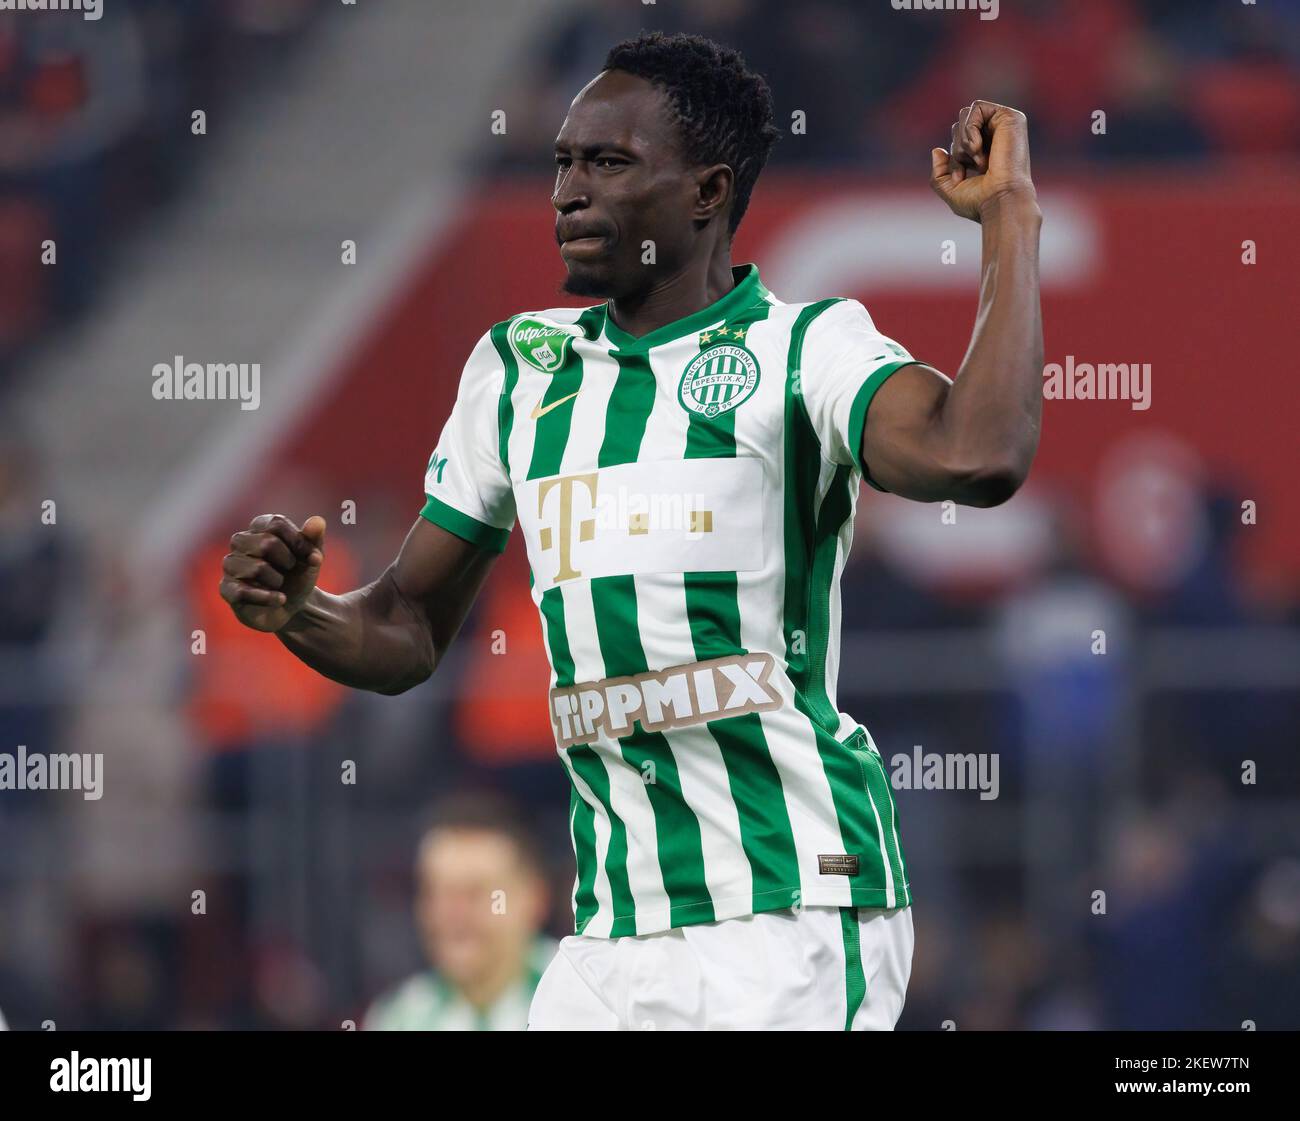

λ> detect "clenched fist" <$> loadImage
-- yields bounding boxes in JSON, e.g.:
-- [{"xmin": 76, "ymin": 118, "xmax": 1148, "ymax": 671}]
[
  {"xmin": 219, "ymin": 513, "xmax": 326, "ymax": 632},
  {"xmin": 930, "ymin": 100, "xmax": 1036, "ymax": 223}
]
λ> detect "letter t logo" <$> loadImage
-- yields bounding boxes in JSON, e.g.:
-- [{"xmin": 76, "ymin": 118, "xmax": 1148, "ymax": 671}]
[{"xmin": 537, "ymin": 472, "xmax": 598, "ymax": 582}]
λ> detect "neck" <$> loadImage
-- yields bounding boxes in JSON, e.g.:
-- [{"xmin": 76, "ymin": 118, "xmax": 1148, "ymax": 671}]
[{"xmin": 607, "ymin": 252, "xmax": 735, "ymax": 341}]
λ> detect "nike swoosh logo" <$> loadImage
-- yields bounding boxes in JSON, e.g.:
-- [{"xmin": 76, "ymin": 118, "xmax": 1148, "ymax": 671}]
[{"xmin": 530, "ymin": 391, "xmax": 580, "ymax": 420}]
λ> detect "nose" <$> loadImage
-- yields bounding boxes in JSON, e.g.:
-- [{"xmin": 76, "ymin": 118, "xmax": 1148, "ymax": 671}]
[{"xmin": 552, "ymin": 159, "xmax": 590, "ymax": 213}]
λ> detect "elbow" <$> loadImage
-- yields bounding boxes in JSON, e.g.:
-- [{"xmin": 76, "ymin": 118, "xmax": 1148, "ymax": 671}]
[
  {"xmin": 375, "ymin": 664, "xmax": 433, "ymax": 696},
  {"xmin": 962, "ymin": 468, "xmax": 1025, "ymax": 508},
  {"xmin": 375, "ymin": 674, "xmax": 425, "ymax": 697},
  {"xmin": 945, "ymin": 454, "xmax": 1033, "ymax": 508},
  {"xmin": 945, "ymin": 420, "xmax": 1040, "ymax": 507},
  {"xmin": 374, "ymin": 636, "xmax": 437, "ymax": 696}
]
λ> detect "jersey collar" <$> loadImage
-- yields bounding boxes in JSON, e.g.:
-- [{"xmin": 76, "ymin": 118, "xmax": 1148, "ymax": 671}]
[{"xmin": 598, "ymin": 263, "xmax": 769, "ymax": 353}]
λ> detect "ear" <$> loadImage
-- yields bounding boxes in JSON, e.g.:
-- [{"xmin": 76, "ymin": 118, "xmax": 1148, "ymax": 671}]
[{"xmin": 693, "ymin": 163, "xmax": 734, "ymax": 226}]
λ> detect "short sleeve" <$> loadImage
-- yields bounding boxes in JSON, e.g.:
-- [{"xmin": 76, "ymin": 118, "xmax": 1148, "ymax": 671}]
[
  {"xmin": 798, "ymin": 299, "xmax": 920, "ymax": 491},
  {"xmin": 419, "ymin": 329, "xmax": 515, "ymax": 552}
]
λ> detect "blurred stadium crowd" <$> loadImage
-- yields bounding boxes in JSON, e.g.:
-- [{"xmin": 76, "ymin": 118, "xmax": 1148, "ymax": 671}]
[
  {"xmin": 0, "ymin": 0, "xmax": 329, "ymax": 370},
  {"xmin": 3, "ymin": 0, "xmax": 1299, "ymax": 364},
  {"xmin": 488, "ymin": 0, "xmax": 1300, "ymax": 175},
  {"xmin": 0, "ymin": 0, "xmax": 1297, "ymax": 1031}
]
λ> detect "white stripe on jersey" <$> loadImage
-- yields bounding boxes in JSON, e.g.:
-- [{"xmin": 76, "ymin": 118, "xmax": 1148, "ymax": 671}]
[
  {"xmin": 559, "ymin": 355, "xmax": 671, "ymax": 934},
  {"xmin": 634, "ymin": 346, "xmax": 754, "ymax": 917}
]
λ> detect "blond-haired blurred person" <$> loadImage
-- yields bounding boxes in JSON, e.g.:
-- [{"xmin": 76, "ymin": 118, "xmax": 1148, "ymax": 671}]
[{"xmin": 364, "ymin": 794, "xmax": 555, "ymax": 1031}]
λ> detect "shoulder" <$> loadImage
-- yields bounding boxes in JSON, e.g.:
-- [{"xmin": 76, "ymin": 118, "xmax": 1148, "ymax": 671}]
[
  {"xmin": 752, "ymin": 298, "xmax": 880, "ymax": 367},
  {"xmin": 463, "ymin": 307, "xmax": 596, "ymax": 357},
  {"xmin": 478, "ymin": 306, "xmax": 606, "ymax": 378},
  {"xmin": 461, "ymin": 310, "xmax": 593, "ymax": 386},
  {"xmin": 796, "ymin": 297, "xmax": 874, "ymax": 332},
  {"xmin": 493, "ymin": 305, "xmax": 603, "ymax": 341},
  {"xmin": 756, "ymin": 296, "xmax": 873, "ymax": 338},
  {"xmin": 794, "ymin": 298, "xmax": 913, "ymax": 365},
  {"xmin": 509, "ymin": 304, "xmax": 602, "ymax": 324}
]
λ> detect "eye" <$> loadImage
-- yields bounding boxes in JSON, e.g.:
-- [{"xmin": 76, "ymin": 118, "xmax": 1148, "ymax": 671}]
[
  {"xmin": 554, "ymin": 156, "xmax": 571, "ymax": 169},
  {"xmin": 594, "ymin": 157, "xmax": 625, "ymax": 169}
]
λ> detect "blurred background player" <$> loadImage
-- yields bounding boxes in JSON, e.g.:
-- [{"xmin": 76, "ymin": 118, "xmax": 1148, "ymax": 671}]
[{"xmin": 363, "ymin": 794, "xmax": 555, "ymax": 1031}]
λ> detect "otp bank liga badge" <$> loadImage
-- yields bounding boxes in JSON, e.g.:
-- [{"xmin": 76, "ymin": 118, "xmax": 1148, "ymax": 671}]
[
  {"xmin": 679, "ymin": 343, "xmax": 760, "ymax": 418},
  {"xmin": 509, "ymin": 316, "xmax": 584, "ymax": 373}
]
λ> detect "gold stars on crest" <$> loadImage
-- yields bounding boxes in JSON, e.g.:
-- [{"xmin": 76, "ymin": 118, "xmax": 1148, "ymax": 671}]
[{"xmin": 699, "ymin": 324, "xmax": 746, "ymax": 346}]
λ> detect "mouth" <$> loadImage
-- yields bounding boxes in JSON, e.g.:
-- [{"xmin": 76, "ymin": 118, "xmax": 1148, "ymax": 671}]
[{"xmin": 560, "ymin": 235, "xmax": 609, "ymax": 261}]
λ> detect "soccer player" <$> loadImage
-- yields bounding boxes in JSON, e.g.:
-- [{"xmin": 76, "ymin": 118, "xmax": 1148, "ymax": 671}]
[
  {"xmin": 363, "ymin": 795, "xmax": 555, "ymax": 1031},
  {"xmin": 219, "ymin": 31, "xmax": 1042, "ymax": 1030}
]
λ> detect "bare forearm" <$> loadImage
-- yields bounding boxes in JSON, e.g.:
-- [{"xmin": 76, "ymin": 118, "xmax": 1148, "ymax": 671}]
[
  {"xmin": 938, "ymin": 195, "xmax": 1043, "ymax": 501},
  {"xmin": 863, "ymin": 102, "xmax": 1043, "ymax": 507},
  {"xmin": 276, "ymin": 569, "xmax": 435, "ymax": 695}
]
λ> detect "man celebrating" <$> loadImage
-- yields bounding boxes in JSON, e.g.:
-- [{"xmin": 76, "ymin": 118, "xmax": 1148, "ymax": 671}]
[{"xmin": 220, "ymin": 31, "xmax": 1042, "ymax": 1030}]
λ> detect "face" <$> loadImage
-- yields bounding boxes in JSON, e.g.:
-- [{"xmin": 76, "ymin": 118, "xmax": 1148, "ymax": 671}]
[
  {"xmin": 415, "ymin": 829, "xmax": 546, "ymax": 989},
  {"xmin": 553, "ymin": 69, "xmax": 728, "ymax": 299}
]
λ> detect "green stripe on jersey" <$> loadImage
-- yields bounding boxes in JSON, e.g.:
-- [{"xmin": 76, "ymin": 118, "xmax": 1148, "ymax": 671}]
[
  {"xmin": 568, "ymin": 742, "xmax": 636, "ymax": 935},
  {"xmin": 523, "ymin": 307, "xmax": 604, "ymax": 481},
  {"xmin": 542, "ymin": 591, "xmax": 600, "ymax": 930},
  {"xmin": 489, "ymin": 320, "xmax": 520, "ymax": 470},
  {"xmin": 592, "ymin": 347, "xmax": 714, "ymax": 928},
  {"xmin": 418, "ymin": 493, "xmax": 510, "ymax": 553},
  {"xmin": 856, "ymin": 735, "xmax": 912, "ymax": 905},
  {"xmin": 846, "ymin": 359, "xmax": 917, "ymax": 492},
  {"xmin": 530, "ymin": 305, "xmax": 627, "ymax": 935},
  {"xmin": 682, "ymin": 305, "xmax": 802, "ymax": 912},
  {"xmin": 783, "ymin": 300, "xmax": 909, "ymax": 908}
]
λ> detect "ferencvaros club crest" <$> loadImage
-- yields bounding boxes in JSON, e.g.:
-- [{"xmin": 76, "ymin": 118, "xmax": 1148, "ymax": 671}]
[{"xmin": 678, "ymin": 340, "xmax": 760, "ymax": 418}]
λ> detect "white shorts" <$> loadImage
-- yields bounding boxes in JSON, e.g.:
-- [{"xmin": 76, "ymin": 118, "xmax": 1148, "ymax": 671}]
[{"xmin": 528, "ymin": 905, "xmax": 913, "ymax": 1031}]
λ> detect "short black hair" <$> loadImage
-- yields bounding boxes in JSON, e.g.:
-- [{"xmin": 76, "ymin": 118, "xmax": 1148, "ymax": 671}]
[
  {"xmin": 603, "ymin": 30, "xmax": 780, "ymax": 238},
  {"xmin": 419, "ymin": 790, "xmax": 544, "ymax": 877}
]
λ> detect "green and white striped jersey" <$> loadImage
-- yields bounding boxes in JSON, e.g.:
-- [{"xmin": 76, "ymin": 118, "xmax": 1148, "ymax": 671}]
[{"xmin": 421, "ymin": 263, "xmax": 915, "ymax": 938}]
